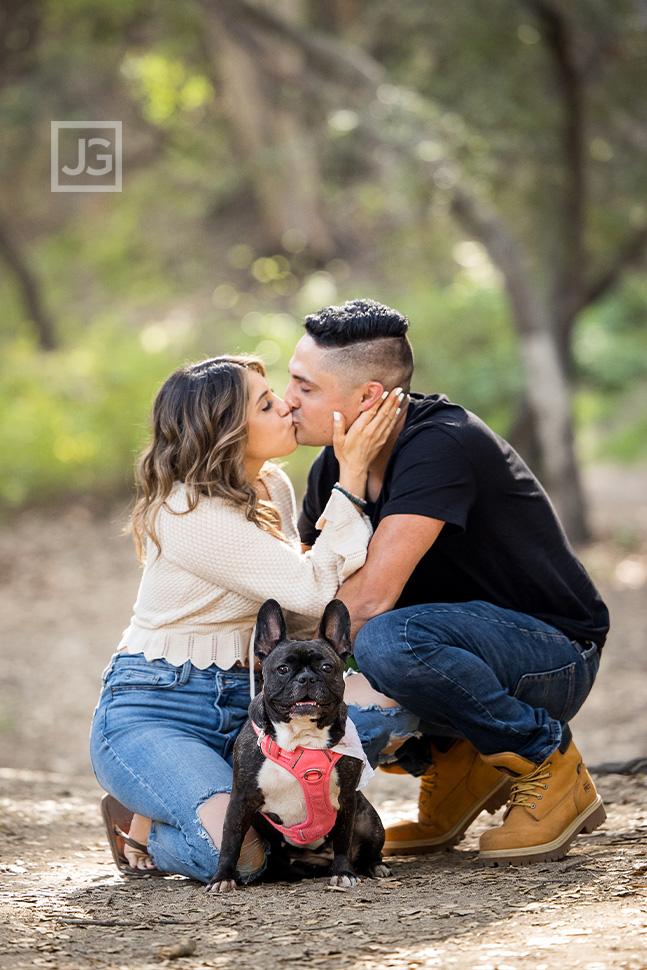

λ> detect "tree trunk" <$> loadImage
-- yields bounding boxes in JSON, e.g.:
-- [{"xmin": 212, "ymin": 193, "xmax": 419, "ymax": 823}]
[
  {"xmin": 451, "ymin": 190, "xmax": 589, "ymax": 542},
  {"xmin": 203, "ymin": 1, "xmax": 335, "ymax": 259},
  {"xmin": 0, "ymin": 216, "xmax": 57, "ymax": 351},
  {"xmin": 517, "ymin": 327, "xmax": 589, "ymax": 543}
]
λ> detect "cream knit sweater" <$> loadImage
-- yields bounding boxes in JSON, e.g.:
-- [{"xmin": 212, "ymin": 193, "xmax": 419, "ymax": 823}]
[{"xmin": 118, "ymin": 463, "xmax": 372, "ymax": 670}]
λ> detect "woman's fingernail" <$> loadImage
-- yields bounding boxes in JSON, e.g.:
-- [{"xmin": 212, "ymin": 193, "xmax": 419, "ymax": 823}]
[
  {"xmin": 398, "ymin": 392, "xmax": 405, "ymax": 402},
  {"xmin": 396, "ymin": 407, "xmax": 401, "ymax": 415},
  {"xmin": 394, "ymin": 387, "xmax": 403, "ymax": 395},
  {"xmin": 333, "ymin": 411, "xmax": 341, "ymax": 421},
  {"xmin": 381, "ymin": 390, "xmax": 388, "ymax": 400}
]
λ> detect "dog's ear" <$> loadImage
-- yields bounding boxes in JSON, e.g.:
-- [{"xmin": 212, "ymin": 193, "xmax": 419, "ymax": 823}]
[
  {"xmin": 318, "ymin": 599, "xmax": 352, "ymax": 662},
  {"xmin": 254, "ymin": 599, "xmax": 289, "ymax": 658}
]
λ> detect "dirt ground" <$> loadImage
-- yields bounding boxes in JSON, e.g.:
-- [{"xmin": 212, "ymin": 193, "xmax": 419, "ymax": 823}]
[{"xmin": 1, "ymin": 464, "xmax": 646, "ymax": 970}]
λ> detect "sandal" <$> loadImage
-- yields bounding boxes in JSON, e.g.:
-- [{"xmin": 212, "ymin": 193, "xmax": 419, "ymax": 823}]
[{"xmin": 100, "ymin": 793, "xmax": 167, "ymax": 877}]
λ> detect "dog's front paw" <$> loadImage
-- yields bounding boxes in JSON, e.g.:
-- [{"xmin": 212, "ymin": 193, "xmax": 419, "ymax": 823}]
[
  {"xmin": 328, "ymin": 872, "xmax": 359, "ymax": 888},
  {"xmin": 206, "ymin": 876, "xmax": 237, "ymax": 893},
  {"xmin": 367, "ymin": 861, "xmax": 392, "ymax": 879}
]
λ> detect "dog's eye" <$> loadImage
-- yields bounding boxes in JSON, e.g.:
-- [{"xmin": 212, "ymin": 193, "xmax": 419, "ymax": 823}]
[
  {"xmin": 277, "ymin": 664, "xmax": 290, "ymax": 675},
  {"xmin": 321, "ymin": 662, "xmax": 333, "ymax": 672}
]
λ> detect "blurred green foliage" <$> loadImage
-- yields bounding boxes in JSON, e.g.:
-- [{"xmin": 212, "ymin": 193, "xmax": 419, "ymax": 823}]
[
  {"xmin": 1, "ymin": 0, "xmax": 646, "ymax": 518},
  {"xmin": 574, "ymin": 276, "xmax": 647, "ymax": 463},
  {"xmin": 0, "ymin": 319, "xmax": 177, "ymax": 509},
  {"xmin": 0, "ymin": 247, "xmax": 519, "ymax": 511},
  {"xmin": 2, "ymin": 248, "xmax": 645, "ymax": 515}
]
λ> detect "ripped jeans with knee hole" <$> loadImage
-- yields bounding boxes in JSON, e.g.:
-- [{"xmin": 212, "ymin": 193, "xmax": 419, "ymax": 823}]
[
  {"xmin": 90, "ymin": 652, "xmax": 264, "ymax": 884},
  {"xmin": 346, "ymin": 699, "xmax": 422, "ymax": 769},
  {"xmin": 352, "ymin": 601, "xmax": 601, "ymax": 765}
]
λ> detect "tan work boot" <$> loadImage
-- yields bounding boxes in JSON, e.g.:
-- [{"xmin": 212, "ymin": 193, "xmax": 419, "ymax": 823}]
[
  {"xmin": 478, "ymin": 740, "xmax": 606, "ymax": 866},
  {"xmin": 383, "ymin": 739, "xmax": 512, "ymax": 855}
]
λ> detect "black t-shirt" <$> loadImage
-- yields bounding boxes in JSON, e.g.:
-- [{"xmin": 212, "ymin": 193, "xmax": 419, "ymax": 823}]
[{"xmin": 298, "ymin": 393, "xmax": 609, "ymax": 648}]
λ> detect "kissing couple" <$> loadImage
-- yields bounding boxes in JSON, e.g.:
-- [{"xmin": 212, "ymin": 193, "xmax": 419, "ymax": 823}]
[{"xmin": 92, "ymin": 298, "xmax": 608, "ymax": 883}]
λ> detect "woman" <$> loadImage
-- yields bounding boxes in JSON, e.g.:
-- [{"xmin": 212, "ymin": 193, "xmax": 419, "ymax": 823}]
[{"xmin": 90, "ymin": 355, "xmax": 412, "ymax": 884}]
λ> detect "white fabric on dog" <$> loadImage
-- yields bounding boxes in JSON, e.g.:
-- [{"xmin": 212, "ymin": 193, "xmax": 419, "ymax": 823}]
[{"xmin": 329, "ymin": 716, "xmax": 375, "ymax": 789}]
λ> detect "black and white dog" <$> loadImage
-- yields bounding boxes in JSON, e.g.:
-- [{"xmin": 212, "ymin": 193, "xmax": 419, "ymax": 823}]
[{"xmin": 207, "ymin": 598, "xmax": 391, "ymax": 891}]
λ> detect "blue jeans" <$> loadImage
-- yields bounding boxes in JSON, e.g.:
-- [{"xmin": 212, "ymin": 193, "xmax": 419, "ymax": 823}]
[
  {"xmin": 346, "ymin": 699, "xmax": 421, "ymax": 769},
  {"xmin": 90, "ymin": 652, "xmax": 263, "ymax": 883},
  {"xmin": 352, "ymin": 601, "xmax": 601, "ymax": 765}
]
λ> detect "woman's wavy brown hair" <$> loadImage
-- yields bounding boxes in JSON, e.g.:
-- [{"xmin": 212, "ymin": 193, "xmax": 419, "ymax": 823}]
[{"xmin": 131, "ymin": 355, "xmax": 284, "ymax": 561}]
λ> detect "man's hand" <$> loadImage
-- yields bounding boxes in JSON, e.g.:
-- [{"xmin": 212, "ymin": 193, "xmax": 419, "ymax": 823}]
[{"xmin": 335, "ymin": 514, "xmax": 444, "ymax": 641}]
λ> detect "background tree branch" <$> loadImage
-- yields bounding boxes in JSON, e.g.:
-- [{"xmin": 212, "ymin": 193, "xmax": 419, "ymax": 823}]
[
  {"xmin": 579, "ymin": 225, "xmax": 647, "ymax": 313},
  {"xmin": 525, "ymin": 0, "xmax": 587, "ymax": 328},
  {"xmin": 0, "ymin": 216, "xmax": 57, "ymax": 351}
]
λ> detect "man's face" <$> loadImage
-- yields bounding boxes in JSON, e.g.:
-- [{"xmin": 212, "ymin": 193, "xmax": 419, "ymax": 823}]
[{"xmin": 285, "ymin": 335, "xmax": 365, "ymax": 446}]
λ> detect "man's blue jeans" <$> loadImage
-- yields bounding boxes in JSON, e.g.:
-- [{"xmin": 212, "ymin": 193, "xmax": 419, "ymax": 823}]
[{"xmin": 353, "ymin": 601, "xmax": 601, "ymax": 765}]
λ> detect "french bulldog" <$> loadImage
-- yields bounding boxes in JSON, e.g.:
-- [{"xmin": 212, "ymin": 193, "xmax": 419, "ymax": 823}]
[{"xmin": 207, "ymin": 598, "xmax": 392, "ymax": 892}]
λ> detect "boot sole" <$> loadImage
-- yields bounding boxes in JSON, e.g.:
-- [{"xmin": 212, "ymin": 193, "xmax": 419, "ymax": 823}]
[
  {"xmin": 478, "ymin": 795, "xmax": 606, "ymax": 866},
  {"xmin": 383, "ymin": 776, "xmax": 512, "ymax": 856}
]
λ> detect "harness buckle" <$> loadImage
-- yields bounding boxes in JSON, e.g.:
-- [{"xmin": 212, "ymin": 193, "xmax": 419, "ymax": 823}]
[{"xmin": 303, "ymin": 768, "xmax": 324, "ymax": 782}]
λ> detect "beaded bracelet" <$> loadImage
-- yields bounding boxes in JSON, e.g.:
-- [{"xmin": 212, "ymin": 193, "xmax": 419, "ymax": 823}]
[{"xmin": 333, "ymin": 482, "xmax": 368, "ymax": 510}]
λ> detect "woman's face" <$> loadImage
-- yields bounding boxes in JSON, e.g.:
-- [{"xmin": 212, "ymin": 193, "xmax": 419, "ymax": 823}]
[{"xmin": 244, "ymin": 369, "xmax": 297, "ymax": 470}]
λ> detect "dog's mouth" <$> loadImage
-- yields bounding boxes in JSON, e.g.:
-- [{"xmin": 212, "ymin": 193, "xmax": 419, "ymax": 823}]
[{"xmin": 289, "ymin": 701, "xmax": 322, "ymax": 716}]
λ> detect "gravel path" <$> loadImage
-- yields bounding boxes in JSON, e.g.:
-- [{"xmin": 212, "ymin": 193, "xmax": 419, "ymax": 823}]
[{"xmin": 1, "ymin": 463, "xmax": 646, "ymax": 969}]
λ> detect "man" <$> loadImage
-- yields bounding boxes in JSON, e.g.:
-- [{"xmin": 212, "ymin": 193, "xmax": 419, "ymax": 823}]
[{"xmin": 284, "ymin": 297, "xmax": 609, "ymax": 866}]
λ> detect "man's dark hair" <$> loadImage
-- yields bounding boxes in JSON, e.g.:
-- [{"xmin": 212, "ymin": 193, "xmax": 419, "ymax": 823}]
[
  {"xmin": 303, "ymin": 298, "xmax": 414, "ymax": 392},
  {"xmin": 304, "ymin": 298, "xmax": 409, "ymax": 347}
]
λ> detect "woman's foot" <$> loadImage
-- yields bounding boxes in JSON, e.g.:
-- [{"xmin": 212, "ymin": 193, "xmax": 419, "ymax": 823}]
[{"xmin": 124, "ymin": 814, "xmax": 156, "ymax": 870}]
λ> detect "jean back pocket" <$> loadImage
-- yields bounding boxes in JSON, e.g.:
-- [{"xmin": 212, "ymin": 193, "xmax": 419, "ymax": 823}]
[{"xmin": 513, "ymin": 661, "xmax": 577, "ymax": 722}]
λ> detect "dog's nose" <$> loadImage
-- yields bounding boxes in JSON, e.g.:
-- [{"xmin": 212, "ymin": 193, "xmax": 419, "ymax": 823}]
[{"xmin": 297, "ymin": 669, "xmax": 317, "ymax": 685}]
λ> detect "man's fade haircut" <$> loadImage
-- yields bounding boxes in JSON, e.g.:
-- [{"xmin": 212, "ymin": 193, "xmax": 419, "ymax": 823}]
[{"xmin": 303, "ymin": 298, "xmax": 414, "ymax": 392}]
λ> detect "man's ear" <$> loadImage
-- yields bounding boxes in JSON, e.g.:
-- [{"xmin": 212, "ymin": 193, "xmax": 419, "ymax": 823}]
[
  {"xmin": 318, "ymin": 599, "xmax": 352, "ymax": 662},
  {"xmin": 358, "ymin": 381, "xmax": 385, "ymax": 412},
  {"xmin": 254, "ymin": 599, "xmax": 289, "ymax": 658}
]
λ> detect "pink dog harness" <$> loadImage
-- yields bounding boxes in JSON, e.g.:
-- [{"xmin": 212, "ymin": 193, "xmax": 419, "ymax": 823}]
[{"xmin": 252, "ymin": 721, "xmax": 343, "ymax": 844}]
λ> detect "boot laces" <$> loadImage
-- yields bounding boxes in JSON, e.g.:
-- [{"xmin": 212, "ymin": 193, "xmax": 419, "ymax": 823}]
[
  {"xmin": 508, "ymin": 761, "xmax": 552, "ymax": 810},
  {"xmin": 419, "ymin": 764, "xmax": 439, "ymax": 804}
]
